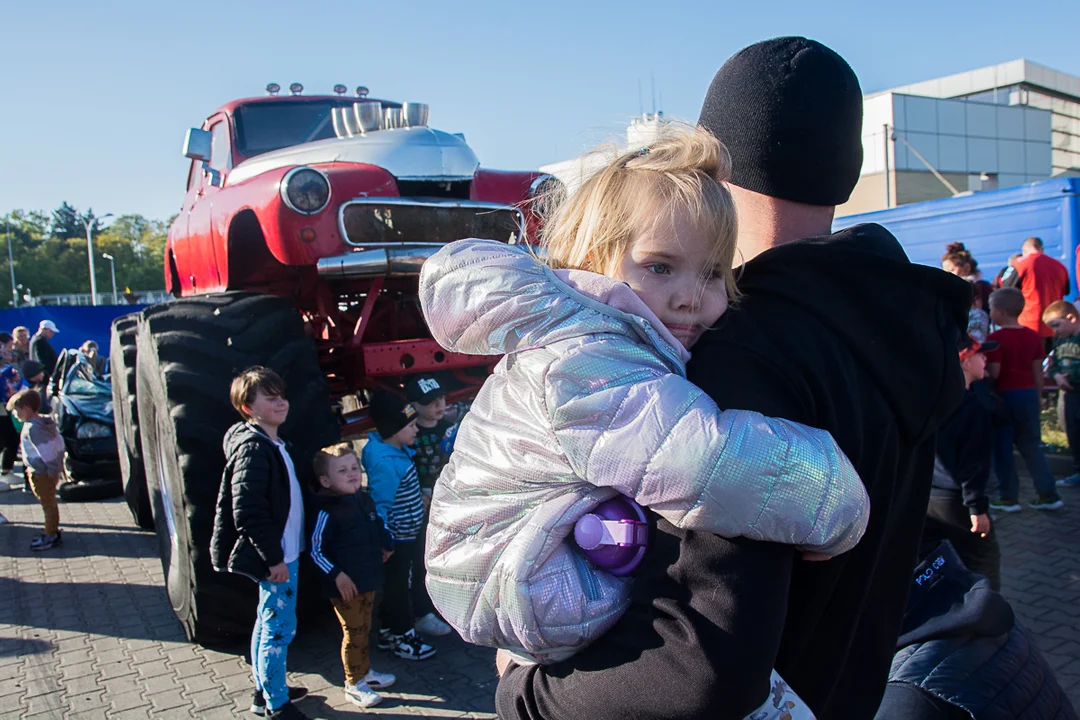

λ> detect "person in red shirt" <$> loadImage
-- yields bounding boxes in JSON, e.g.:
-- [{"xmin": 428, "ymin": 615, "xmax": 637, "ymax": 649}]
[
  {"xmin": 985, "ymin": 287, "xmax": 1064, "ymax": 512},
  {"xmin": 1013, "ymin": 236, "xmax": 1070, "ymax": 342}
]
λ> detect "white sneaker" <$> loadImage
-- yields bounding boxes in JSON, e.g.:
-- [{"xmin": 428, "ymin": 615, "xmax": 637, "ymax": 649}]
[
  {"xmin": 363, "ymin": 668, "xmax": 396, "ymax": 690},
  {"xmin": 415, "ymin": 612, "xmax": 453, "ymax": 637},
  {"xmin": 344, "ymin": 680, "xmax": 382, "ymax": 708}
]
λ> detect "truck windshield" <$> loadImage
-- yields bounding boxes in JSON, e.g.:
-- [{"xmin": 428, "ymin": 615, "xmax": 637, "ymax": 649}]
[{"xmin": 233, "ymin": 101, "xmax": 340, "ymax": 157}]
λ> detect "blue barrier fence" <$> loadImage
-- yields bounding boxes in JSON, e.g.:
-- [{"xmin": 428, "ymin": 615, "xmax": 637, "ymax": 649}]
[{"xmin": 0, "ymin": 305, "xmax": 150, "ymax": 355}]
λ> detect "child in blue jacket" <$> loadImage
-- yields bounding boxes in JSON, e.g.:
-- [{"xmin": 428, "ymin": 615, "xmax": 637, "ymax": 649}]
[{"xmin": 361, "ymin": 390, "xmax": 435, "ymax": 661}]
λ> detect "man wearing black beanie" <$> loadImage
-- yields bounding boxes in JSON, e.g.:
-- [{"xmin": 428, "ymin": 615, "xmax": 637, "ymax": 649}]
[{"xmin": 497, "ymin": 38, "xmax": 972, "ymax": 720}]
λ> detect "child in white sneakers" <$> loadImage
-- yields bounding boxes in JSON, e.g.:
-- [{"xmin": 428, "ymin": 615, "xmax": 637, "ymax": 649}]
[
  {"xmin": 308, "ymin": 444, "xmax": 397, "ymax": 708},
  {"xmin": 420, "ymin": 124, "xmax": 871, "ymax": 719}
]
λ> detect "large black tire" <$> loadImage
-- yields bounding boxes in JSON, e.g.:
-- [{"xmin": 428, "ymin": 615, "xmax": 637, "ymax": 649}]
[
  {"xmin": 111, "ymin": 314, "xmax": 153, "ymax": 529},
  {"xmin": 57, "ymin": 477, "xmax": 124, "ymax": 502},
  {"xmin": 136, "ymin": 292, "xmax": 339, "ymax": 644}
]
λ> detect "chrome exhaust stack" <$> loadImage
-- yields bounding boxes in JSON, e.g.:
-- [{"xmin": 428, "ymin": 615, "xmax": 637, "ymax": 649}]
[
  {"xmin": 354, "ymin": 101, "xmax": 383, "ymax": 133},
  {"xmin": 403, "ymin": 102, "xmax": 429, "ymax": 128},
  {"xmin": 317, "ymin": 247, "xmax": 441, "ymax": 278}
]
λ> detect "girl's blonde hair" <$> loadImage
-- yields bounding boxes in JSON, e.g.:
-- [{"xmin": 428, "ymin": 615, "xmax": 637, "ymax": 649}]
[{"xmin": 540, "ymin": 121, "xmax": 738, "ymax": 299}]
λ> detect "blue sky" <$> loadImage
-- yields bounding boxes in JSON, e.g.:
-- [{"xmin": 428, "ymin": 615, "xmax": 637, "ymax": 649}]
[{"xmin": 2, "ymin": 0, "xmax": 1078, "ymax": 222}]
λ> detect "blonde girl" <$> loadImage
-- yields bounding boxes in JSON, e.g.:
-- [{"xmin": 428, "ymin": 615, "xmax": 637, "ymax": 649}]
[{"xmin": 418, "ymin": 123, "xmax": 868, "ymax": 718}]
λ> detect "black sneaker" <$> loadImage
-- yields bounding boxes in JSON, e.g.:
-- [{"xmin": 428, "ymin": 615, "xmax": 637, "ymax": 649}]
[
  {"xmin": 376, "ymin": 628, "xmax": 398, "ymax": 651},
  {"xmin": 393, "ymin": 629, "xmax": 436, "ymax": 661},
  {"xmin": 251, "ymin": 688, "xmax": 309, "ymax": 716},
  {"xmin": 268, "ymin": 702, "xmax": 311, "ymax": 720}
]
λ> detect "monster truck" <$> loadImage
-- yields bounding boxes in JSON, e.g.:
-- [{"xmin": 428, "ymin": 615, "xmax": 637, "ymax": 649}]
[{"xmin": 111, "ymin": 83, "xmax": 556, "ymax": 643}]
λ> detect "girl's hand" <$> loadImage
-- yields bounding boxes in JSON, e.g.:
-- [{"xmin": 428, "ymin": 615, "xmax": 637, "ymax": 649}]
[
  {"xmin": 267, "ymin": 562, "xmax": 289, "ymax": 583},
  {"xmin": 335, "ymin": 572, "xmax": 358, "ymax": 602},
  {"xmin": 801, "ymin": 552, "xmax": 831, "ymax": 562}
]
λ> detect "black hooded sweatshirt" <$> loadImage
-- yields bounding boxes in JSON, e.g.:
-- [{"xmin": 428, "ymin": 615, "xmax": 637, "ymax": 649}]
[{"xmin": 496, "ymin": 224, "xmax": 971, "ymax": 720}]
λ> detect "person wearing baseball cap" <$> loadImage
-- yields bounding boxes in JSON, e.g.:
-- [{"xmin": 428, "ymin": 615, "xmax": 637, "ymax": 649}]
[
  {"xmin": 30, "ymin": 320, "xmax": 59, "ymax": 377},
  {"xmin": 497, "ymin": 38, "xmax": 972, "ymax": 720},
  {"xmin": 920, "ymin": 334, "xmax": 1002, "ymax": 592},
  {"xmin": 404, "ymin": 375, "xmax": 455, "ymax": 638},
  {"xmin": 360, "ymin": 391, "xmax": 436, "ymax": 661}
]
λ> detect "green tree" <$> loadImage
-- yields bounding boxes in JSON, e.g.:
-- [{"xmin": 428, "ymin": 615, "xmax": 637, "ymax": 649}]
[{"xmin": 2, "ymin": 207, "xmax": 168, "ymax": 305}]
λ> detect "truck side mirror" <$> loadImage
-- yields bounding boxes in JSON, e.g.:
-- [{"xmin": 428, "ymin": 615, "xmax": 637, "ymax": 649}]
[{"xmin": 183, "ymin": 128, "xmax": 212, "ymax": 161}]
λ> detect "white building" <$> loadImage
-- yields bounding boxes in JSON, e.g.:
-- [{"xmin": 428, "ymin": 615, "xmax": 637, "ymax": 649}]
[{"xmin": 840, "ymin": 59, "xmax": 1080, "ymax": 216}]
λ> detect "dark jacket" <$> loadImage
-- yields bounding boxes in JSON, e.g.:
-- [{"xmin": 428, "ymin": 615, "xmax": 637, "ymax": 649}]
[
  {"xmin": 497, "ymin": 224, "xmax": 971, "ymax": 719},
  {"xmin": 307, "ymin": 490, "xmax": 393, "ymax": 598},
  {"xmin": 932, "ymin": 388, "xmax": 994, "ymax": 515},
  {"xmin": 878, "ymin": 541, "xmax": 1076, "ymax": 720},
  {"xmin": 210, "ymin": 422, "xmax": 296, "ymax": 582},
  {"xmin": 29, "ymin": 333, "xmax": 58, "ymax": 377}
]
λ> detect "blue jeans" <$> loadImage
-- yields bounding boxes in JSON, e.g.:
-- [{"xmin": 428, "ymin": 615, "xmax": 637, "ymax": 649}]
[
  {"xmin": 993, "ymin": 389, "xmax": 1058, "ymax": 501},
  {"xmin": 251, "ymin": 560, "xmax": 299, "ymax": 712}
]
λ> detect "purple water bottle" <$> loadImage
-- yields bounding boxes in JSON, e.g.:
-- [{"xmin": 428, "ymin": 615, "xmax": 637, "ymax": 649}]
[{"xmin": 573, "ymin": 496, "xmax": 649, "ymax": 576}]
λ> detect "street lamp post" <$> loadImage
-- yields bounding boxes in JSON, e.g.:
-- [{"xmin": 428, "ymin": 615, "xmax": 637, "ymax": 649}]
[
  {"xmin": 83, "ymin": 212, "xmax": 112, "ymax": 306},
  {"xmin": 5, "ymin": 216, "xmax": 15, "ymax": 307},
  {"xmin": 102, "ymin": 253, "xmax": 118, "ymax": 305}
]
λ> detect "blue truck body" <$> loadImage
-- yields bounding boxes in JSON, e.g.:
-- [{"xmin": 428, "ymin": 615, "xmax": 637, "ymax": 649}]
[{"xmin": 834, "ymin": 178, "xmax": 1080, "ymax": 297}]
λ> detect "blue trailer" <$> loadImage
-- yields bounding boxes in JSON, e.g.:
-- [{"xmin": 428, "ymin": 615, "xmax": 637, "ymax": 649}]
[{"xmin": 835, "ymin": 178, "xmax": 1080, "ymax": 296}]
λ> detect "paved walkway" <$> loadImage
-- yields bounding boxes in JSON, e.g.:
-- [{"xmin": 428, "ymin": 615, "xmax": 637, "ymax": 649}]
[
  {"xmin": 2, "ymin": 473, "xmax": 1079, "ymax": 718},
  {"xmin": 0, "ymin": 484, "xmax": 497, "ymax": 719}
]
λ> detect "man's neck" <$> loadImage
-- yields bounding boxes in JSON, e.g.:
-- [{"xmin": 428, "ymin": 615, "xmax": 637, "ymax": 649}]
[
  {"xmin": 729, "ymin": 185, "xmax": 835, "ymax": 263},
  {"xmin": 253, "ymin": 421, "xmax": 279, "ymax": 443}
]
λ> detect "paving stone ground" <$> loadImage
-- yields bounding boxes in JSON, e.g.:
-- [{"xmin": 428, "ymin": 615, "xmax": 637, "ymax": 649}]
[{"xmin": 2, "ymin": 465, "xmax": 1079, "ymax": 718}]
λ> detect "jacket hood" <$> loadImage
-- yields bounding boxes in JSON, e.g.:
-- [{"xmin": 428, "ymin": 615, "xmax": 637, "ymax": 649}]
[
  {"xmin": 419, "ymin": 239, "xmax": 690, "ymax": 371},
  {"xmin": 741, "ymin": 223, "xmax": 971, "ymax": 444},
  {"xmin": 898, "ymin": 540, "xmax": 1014, "ymax": 648},
  {"xmin": 223, "ymin": 421, "xmax": 275, "ymax": 457},
  {"xmin": 361, "ymin": 432, "xmax": 415, "ymax": 462},
  {"xmin": 32, "ymin": 416, "xmax": 58, "ymax": 434}
]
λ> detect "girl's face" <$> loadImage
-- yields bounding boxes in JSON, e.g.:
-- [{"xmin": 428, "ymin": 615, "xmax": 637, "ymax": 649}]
[{"xmin": 609, "ymin": 205, "xmax": 728, "ymax": 349}]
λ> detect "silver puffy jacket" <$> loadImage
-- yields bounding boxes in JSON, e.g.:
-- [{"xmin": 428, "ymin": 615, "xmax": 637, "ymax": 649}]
[{"xmin": 420, "ymin": 239, "xmax": 870, "ymax": 662}]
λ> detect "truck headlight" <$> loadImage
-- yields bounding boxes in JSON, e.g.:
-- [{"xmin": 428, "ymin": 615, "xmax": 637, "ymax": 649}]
[{"xmin": 281, "ymin": 167, "xmax": 331, "ymax": 215}]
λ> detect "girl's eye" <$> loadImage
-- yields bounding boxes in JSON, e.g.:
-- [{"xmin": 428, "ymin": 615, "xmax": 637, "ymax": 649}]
[{"xmin": 646, "ymin": 263, "xmax": 670, "ymax": 275}]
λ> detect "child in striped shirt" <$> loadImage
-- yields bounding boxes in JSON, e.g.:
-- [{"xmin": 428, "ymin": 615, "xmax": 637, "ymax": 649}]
[{"xmin": 361, "ymin": 390, "xmax": 436, "ymax": 661}]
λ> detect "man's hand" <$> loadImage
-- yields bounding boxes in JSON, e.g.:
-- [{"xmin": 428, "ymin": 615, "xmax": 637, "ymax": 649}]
[
  {"xmin": 1055, "ymin": 373, "xmax": 1074, "ymax": 392},
  {"xmin": 267, "ymin": 562, "xmax": 290, "ymax": 583},
  {"xmin": 335, "ymin": 572, "xmax": 358, "ymax": 602},
  {"xmin": 970, "ymin": 513, "xmax": 991, "ymax": 538},
  {"xmin": 800, "ymin": 551, "xmax": 831, "ymax": 562},
  {"xmin": 496, "ymin": 649, "xmax": 516, "ymax": 677},
  {"xmin": 382, "ymin": 549, "xmax": 393, "ymax": 563}
]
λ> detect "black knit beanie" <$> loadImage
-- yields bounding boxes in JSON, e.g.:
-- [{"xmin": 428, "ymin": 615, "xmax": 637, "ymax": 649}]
[
  {"xmin": 698, "ymin": 37, "xmax": 864, "ymax": 207},
  {"xmin": 370, "ymin": 389, "xmax": 416, "ymax": 440}
]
